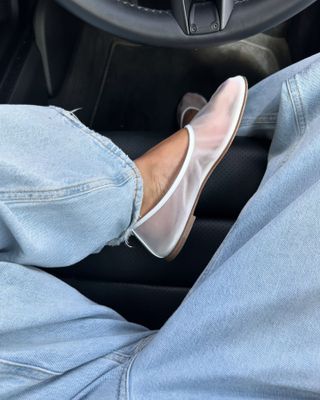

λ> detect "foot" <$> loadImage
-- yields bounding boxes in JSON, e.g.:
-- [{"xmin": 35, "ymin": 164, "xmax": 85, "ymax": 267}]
[
  {"xmin": 135, "ymin": 93, "xmax": 209, "ymax": 218},
  {"xmin": 135, "ymin": 128, "xmax": 189, "ymax": 218},
  {"xmin": 133, "ymin": 76, "xmax": 248, "ymax": 260},
  {"xmin": 135, "ymin": 76, "xmax": 248, "ymax": 222}
]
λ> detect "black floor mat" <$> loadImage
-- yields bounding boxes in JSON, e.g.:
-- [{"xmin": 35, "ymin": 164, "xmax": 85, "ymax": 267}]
[
  {"xmin": 51, "ymin": 24, "xmax": 288, "ymax": 133},
  {"xmin": 92, "ymin": 43, "xmax": 266, "ymax": 133}
]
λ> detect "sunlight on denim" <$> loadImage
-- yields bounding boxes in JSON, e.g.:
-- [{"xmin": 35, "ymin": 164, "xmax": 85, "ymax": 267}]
[{"xmin": 2, "ymin": 53, "xmax": 320, "ymax": 399}]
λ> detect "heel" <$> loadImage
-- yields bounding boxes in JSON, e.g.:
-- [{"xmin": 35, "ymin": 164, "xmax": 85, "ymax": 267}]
[{"xmin": 165, "ymin": 215, "xmax": 196, "ymax": 262}]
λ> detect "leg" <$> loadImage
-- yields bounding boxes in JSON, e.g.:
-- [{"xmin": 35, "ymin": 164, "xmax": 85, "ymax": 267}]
[
  {"xmin": 2, "ymin": 53, "xmax": 318, "ymax": 399},
  {"xmin": 0, "ymin": 99, "xmax": 219, "ymax": 398},
  {"xmin": 0, "ymin": 105, "xmax": 154, "ymax": 399},
  {"xmin": 0, "ymin": 105, "xmax": 143, "ymax": 267},
  {"xmin": 0, "ymin": 104, "xmax": 190, "ymax": 267},
  {"xmin": 239, "ymin": 51, "xmax": 320, "ymax": 139},
  {"xmin": 129, "ymin": 55, "xmax": 320, "ymax": 398},
  {"xmin": 0, "ymin": 261, "xmax": 152, "ymax": 399}
]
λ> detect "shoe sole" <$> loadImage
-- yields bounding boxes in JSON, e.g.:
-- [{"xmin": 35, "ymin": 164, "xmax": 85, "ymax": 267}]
[{"xmin": 166, "ymin": 78, "xmax": 248, "ymax": 262}]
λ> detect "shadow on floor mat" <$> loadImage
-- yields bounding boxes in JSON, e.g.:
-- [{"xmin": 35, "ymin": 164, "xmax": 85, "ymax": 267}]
[{"xmin": 92, "ymin": 34, "xmax": 290, "ymax": 133}]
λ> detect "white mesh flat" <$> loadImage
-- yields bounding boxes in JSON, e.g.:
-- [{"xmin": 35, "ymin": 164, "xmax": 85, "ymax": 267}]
[{"xmin": 133, "ymin": 76, "xmax": 248, "ymax": 261}]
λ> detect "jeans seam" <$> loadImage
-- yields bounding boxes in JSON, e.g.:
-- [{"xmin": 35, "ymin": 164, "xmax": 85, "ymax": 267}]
[
  {"xmin": 119, "ymin": 353, "xmax": 138, "ymax": 400},
  {"xmin": 238, "ymin": 114, "xmax": 277, "ymax": 139},
  {"xmin": 0, "ymin": 176, "xmax": 132, "ymax": 203},
  {"xmin": 240, "ymin": 121, "xmax": 277, "ymax": 126},
  {"xmin": 118, "ymin": 334, "xmax": 155, "ymax": 400},
  {"xmin": 240, "ymin": 122, "xmax": 277, "ymax": 129},
  {"xmin": 0, "ymin": 358, "xmax": 62, "ymax": 376},
  {"xmin": 269, "ymin": 77, "xmax": 307, "ymax": 172},
  {"xmin": 103, "ymin": 353, "xmax": 131, "ymax": 364},
  {"xmin": 241, "ymin": 113, "xmax": 278, "ymax": 125},
  {"xmin": 287, "ymin": 76, "xmax": 306, "ymax": 137}
]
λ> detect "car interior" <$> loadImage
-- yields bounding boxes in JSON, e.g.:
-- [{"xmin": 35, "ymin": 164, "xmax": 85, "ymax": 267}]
[{"xmin": 2, "ymin": 0, "xmax": 319, "ymax": 330}]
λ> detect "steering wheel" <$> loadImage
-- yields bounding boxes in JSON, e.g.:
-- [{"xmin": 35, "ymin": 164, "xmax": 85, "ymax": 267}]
[{"xmin": 55, "ymin": 0, "xmax": 317, "ymax": 48}]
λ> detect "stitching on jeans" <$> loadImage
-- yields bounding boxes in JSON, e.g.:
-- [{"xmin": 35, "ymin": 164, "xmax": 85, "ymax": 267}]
[
  {"xmin": 241, "ymin": 120, "xmax": 277, "ymax": 127},
  {"xmin": 287, "ymin": 77, "xmax": 306, "ymax": 137},
  {"xmin": 0, "ymin": 177, "xmax": 132, "ymax": 203},
  {"xmin": 242, "ymin": 113, "xmax": 278, "ymax": 122},
  {"xmin": 264, "ymin": 77, "xmax": 306, "ymax": 175},
  {"xmin": 118, "ymin": 335, "xmax": 155, "ymax": 400},
  {"xmin": 240, "ymin": 114, "xmax": 278, "ymax": 128},
  {"xmin": 0, "ymin": 177, "xmax": 127, "ymax": 196},
  {"xmin": 240, "ymin": 121, "xmax": 277, "ymax": 127},
  {"xmin": 103, "ymin": 353, "xmax": 131, "ymax": 365},
  {"xmin": 0, "ymin": 358, "xmax": 62, "ymax": 376},
  {"xmin": 69, "ymin": 360, "xmax": 127, "ymax": 400},
  {"xmin": 112, "ymin": 351, "xmax": 132, "ymax": 359},
  {"xmin": 119, "ymin": 353, "xmax": 137, "ymax": 400},
  {"xmin": 265, "ymin": 77, "xmax": 307, "ymax": 172},
  {"xmin": 294, "ymin": 78, "xmax": 307, "ymax": 134}
]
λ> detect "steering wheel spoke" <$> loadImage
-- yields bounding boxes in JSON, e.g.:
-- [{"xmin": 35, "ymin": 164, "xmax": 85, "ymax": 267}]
[
  {"xmin": 217, "ymin": 0, "xmax": 234, "ymax": 29},
  {"xmin": 171, "ymin": 0, "xmax": 192, "ymax": 34}
]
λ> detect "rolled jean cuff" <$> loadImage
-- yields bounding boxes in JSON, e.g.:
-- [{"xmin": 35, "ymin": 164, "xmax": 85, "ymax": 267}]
[
  {"xmin": 56, "ymin": 106, "xmax": 144, "ymax": 248},
  {"xmin": 107, "ymin": 143, "xmax": 144, "ymax": 247},
  {"xmin": 58, "ymin": 107, "xmax": 144, "ymax": 247}
]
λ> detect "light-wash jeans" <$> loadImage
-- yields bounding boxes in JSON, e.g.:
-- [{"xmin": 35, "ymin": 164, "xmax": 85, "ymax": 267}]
[{"xmin": 1, "ymin": 53, "xmax": 320, "ymax": 400}]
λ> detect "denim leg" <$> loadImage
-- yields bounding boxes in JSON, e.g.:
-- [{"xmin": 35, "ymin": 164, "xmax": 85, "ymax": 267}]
[
  {"xmin": 3, "ymin": 54, "xmax": 320, "ymax": 400},
  {"xmin": 0, "ymin": 262, "xmax": 152, "ymax": 400},
  {"xmin": 0, "ymin": 106, "xmax": 151, "ymax": 399},
  {"xmin": 239, "ymin": 51, "xmax": 320, "ymax": 140},
  {"xmin": 0, "ymin": 105, "xmax": 143, "ymax": 267},
  {"xmin": 129, "ymin": 56, "xmax": 320, "ymax": 399}
]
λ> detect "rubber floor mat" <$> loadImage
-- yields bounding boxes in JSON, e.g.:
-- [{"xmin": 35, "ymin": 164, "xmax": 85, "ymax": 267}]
[{"xmin": 92, "ymin": 35, "xmax": 290, "ymax": 133}]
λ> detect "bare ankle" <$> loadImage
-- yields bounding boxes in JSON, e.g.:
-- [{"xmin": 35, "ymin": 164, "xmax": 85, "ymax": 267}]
[
  {"xmin": 135, "ymin": 158, "xmax": 156, "ymax": 217},
  {"xmin": 134, "ymin": 128, "xmax": 189, "ymax": 219}
]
